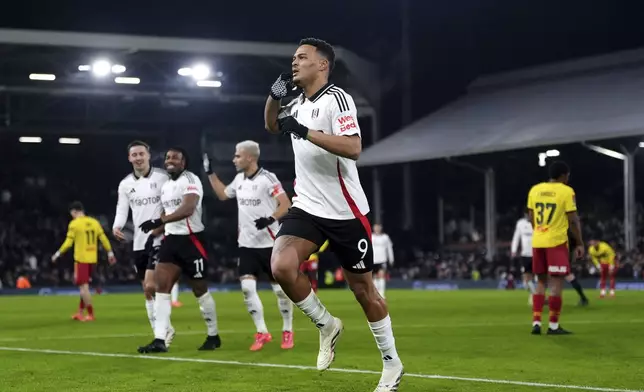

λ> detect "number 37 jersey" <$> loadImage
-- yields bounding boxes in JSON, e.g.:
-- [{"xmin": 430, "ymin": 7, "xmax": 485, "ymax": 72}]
[{"xmin": 527, "ymin": 182, "xmax": 577, "ymax": 248}]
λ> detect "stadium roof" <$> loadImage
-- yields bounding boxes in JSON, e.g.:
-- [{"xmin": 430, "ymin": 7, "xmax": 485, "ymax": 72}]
[
  {"xmin": 0, "ymin": 28, "xmax": 376, "ymax": 136},
  {"xmin": 0, "ymin": 28, "xmax": 378, "ymax": 106},
  {"xmin": 358, "ymin": 47, "xmax": 644, "ymax": 167}
]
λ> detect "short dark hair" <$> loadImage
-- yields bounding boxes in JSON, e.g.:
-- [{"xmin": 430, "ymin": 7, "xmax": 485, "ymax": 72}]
[
  {"xmin": 69, "ymin": 201, "xmax": 84, "ymax": 212},
  {"xmin": 167, "ymin": 146, "xmax": 189, "ymax": 168},
  {"xmin": 548, "ymin": 161, "xmax": 570, "ymax": 180},
  {"xmin": 127, "ymin": 140, "xmax": 150, "ymax": 152},
  {"xmin": 299, "ymin": 37, "xmax": 336, "ymax": 74}
]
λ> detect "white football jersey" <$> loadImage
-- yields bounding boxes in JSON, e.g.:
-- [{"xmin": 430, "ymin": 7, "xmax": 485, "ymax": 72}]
[
  {"xmin": 161, "ymin": 170, "xmax": 205, "ymax": 236},
  {"xmin": 283, "ymin": 83, "xmax": 369, "ymax": 220},
  {"xmin": 113, "ymin": 167, "xmax": 168, "ymax": 251},
  {"xmin": 372, "ymin": 233, "xmax": 394, "ymax": 265},
  {"xmin": 511, "ymin": 217, "xmax": 533, "ymax": 257},
  {"xmin": 225, "ymin": 168, "xmax": 285, "ymax": 248}
]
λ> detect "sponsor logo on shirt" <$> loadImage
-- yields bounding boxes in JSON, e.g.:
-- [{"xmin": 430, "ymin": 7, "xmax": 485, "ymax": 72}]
[
  {"xmin": 239, "ymin": 198, "xmax": 262, "ymax": 207},
  {"xmin": 131, "ymin": 196, "xmax": 161, "ymax": 206},
  {"xmin": 186, "ymin": 185, "xmax": 198, "ymax": 192},
  {"xmin": 163, "ymin": 198, "xmax": 182, "ymax": 209},
  {"xmin": 337, "ymin": 115, "xmax": 357, "ymax": 132}
]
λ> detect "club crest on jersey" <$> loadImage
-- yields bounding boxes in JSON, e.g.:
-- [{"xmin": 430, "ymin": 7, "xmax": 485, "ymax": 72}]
[
  {"xmin": 311, "ymin": 108, "xmax": 319, "ymax": 119},
  {"xmin": 150, "ymin": 183, "xmax": 157, "ymax": 189},
  {"xmin": 252, "ymin": 185, "xmax": 258, "ymax": 191}
]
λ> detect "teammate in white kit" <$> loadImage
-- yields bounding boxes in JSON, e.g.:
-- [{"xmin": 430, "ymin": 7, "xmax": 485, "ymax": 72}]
[
  {"xmin": 372, "ymin": 224, "xmax": 394, "ymax": 298},
  {"xmin": 202, "ymin": 141, "xmax": 294, "ymax": 351},
  {"xmin": 264, "ymin": 38, "xmax": 403, "ymax": 392},
  {"xmin": 511, "ymin": 210, "xmax": 536, "ymax": 304},
  {"xmin": 136, "ymin": 147, "xmax": 221, "ymax": 353},
  {"xmin": 112, "ymin": 141, "xmax": 176, "ymax": 347}
]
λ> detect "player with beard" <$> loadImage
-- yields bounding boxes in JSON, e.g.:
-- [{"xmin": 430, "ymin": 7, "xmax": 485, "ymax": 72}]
[
  {"xmin": 113, "ymin": 140, "xmax": 176, "ymax": 346},
  {"xmin": 203, "ymin": 141, "xmax": 294, "ymax": 350},
  {"xmin": 137, "ymin": 147, "xmax": 221, "ymax": 353},
  {"xmin": 264, "ymin": 38, "xmax": 403, "ymax": 391}
]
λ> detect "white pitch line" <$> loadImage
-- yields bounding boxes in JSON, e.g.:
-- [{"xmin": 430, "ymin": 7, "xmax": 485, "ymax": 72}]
[{"xmin": 0, "ymin": 346, "xmax": 640, "ymax": 392}]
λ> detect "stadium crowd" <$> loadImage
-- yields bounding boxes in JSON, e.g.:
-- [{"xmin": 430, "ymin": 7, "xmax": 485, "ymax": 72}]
[{"xmin": 2, "ymin": 169, "xmax": 644, "ymax": 289}]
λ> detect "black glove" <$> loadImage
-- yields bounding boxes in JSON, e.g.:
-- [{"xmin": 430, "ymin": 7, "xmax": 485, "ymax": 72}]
[
  {"xmin": 254, "ymin": 216, "xmax": 276, "ymax": 230},
  {"xmin": 139, "ymin": 219, "xmax": 164, "ymax": 234},
  {"xmin": 202, "ymin": 153, "xmax": 212, "ymax": 174},
  {"xmin": 270, "ymin": 72, "xmax": 295, "ymax": 100},
  {"xmin": 278, "ymin": 116, "xmax": 309, "ymax": 140}
]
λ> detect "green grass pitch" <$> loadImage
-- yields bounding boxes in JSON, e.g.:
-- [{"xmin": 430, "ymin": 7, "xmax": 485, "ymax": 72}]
[{"xmin": 0, "ymin": 289, "xmax": 642, "ymax": 391}]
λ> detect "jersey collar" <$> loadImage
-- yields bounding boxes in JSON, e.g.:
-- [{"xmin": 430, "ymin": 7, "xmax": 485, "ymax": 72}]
[
  {"xmin": 302, "ymin": 82, "xmax": 335, "ymax": 104},
  {"xmin": 245, "ymin": 167, "xmax": 263, "ymax": 180},
  {"xmin": 134, "ymin": 167, "xmax": 153, "ymax": 180}
]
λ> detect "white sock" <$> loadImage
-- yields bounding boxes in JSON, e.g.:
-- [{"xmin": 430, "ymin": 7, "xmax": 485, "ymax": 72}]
[
  {"xmin": 272, "ymin": 283, "xmax": 293, "ymax": 332},
  {"xmin": 368, "ymin": 315, "xmax": 400, "ymax": 369},
  {"xmin": 294, "ymin": 290, "xmax": 333, "ymax": 332},
  {"xmin": 526, "ymin": 280, "xmax": 536, "ymax": 294},
  {"xmin": 549, "ymin": 322, "xmax": 559, "ymax": 330},
  {"xmin": 241, "ymin": 279, "xmax": 268, "ymax": 333},
  {"xmin": 375, "ymin": 277, "xmax": 386, "ymax": 298},
  {"xmin": 171, "ymin": 283, "xmax": 179, "ymax": 302},
  {"xmin": 198, "ymin": 291, "xmax": 219, "ymax": 336},
  {"xmin": 145, "ymin": 299, "xmax": 155, "ymax": 332},
  {"xmin": 153, "ymin": 293, "xmax": 171, "ymax": 341}
]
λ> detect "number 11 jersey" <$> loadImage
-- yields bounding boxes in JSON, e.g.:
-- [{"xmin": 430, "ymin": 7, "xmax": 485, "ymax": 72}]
[{"xmin": 527, "ymin": 182, "xmax": 577, "ymax": 248}]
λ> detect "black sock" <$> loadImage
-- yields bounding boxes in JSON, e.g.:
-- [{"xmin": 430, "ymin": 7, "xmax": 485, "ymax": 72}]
[{"xmin": 569, "ymin": 278, "xmax": 587, "ymax": 301}]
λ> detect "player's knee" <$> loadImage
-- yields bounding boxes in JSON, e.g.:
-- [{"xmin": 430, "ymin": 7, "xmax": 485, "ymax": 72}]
[
  {"xmin": 240, "ymin": 278, "xmax": 257, "ymax": 299},
  {"xmin": 348, "ymin": 280, "xmax": 376, "ymax": 303},
  {"xmin": 270, "ymin": 255, "xmax": 298, "ymax": 284},
  {"xmin": 143, "ymin": 282, "xmax": 156, "ymax": 298},
  {"xmin": 144, "ymin": 285, "xmax": 155, "ymax": 298}
]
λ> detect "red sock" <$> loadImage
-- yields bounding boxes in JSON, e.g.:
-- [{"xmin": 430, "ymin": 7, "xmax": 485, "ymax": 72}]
[
  {"xmin": 610, "ymin": 273, "xmax": 616, "ymax": 290},
  {"xmin": 600, "ymin": 271, "xmax": 607, "ymax": 290},
  {"xmin": 548, "ymin": 296, "xmax": 562, "ymax": 326},
  {"xmin": 310, "ymin": 278, "xmax": 318, "ymax": 293},
  {"xmin": 532, "ymin": 294, "xmax": 545, "ymax": 324},
  {"xmin": 79, "ymin": 298, "xmax": 85, "ymax": 314},
  {"xmin": 86, "ymin": 305, "xmax": 94, "ymax": 317}
]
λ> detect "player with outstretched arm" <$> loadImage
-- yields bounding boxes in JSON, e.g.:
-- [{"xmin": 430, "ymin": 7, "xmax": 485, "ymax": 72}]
[{"xmin": 203, "ymin": 141, "xmax": 295, "ymax": 351}]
